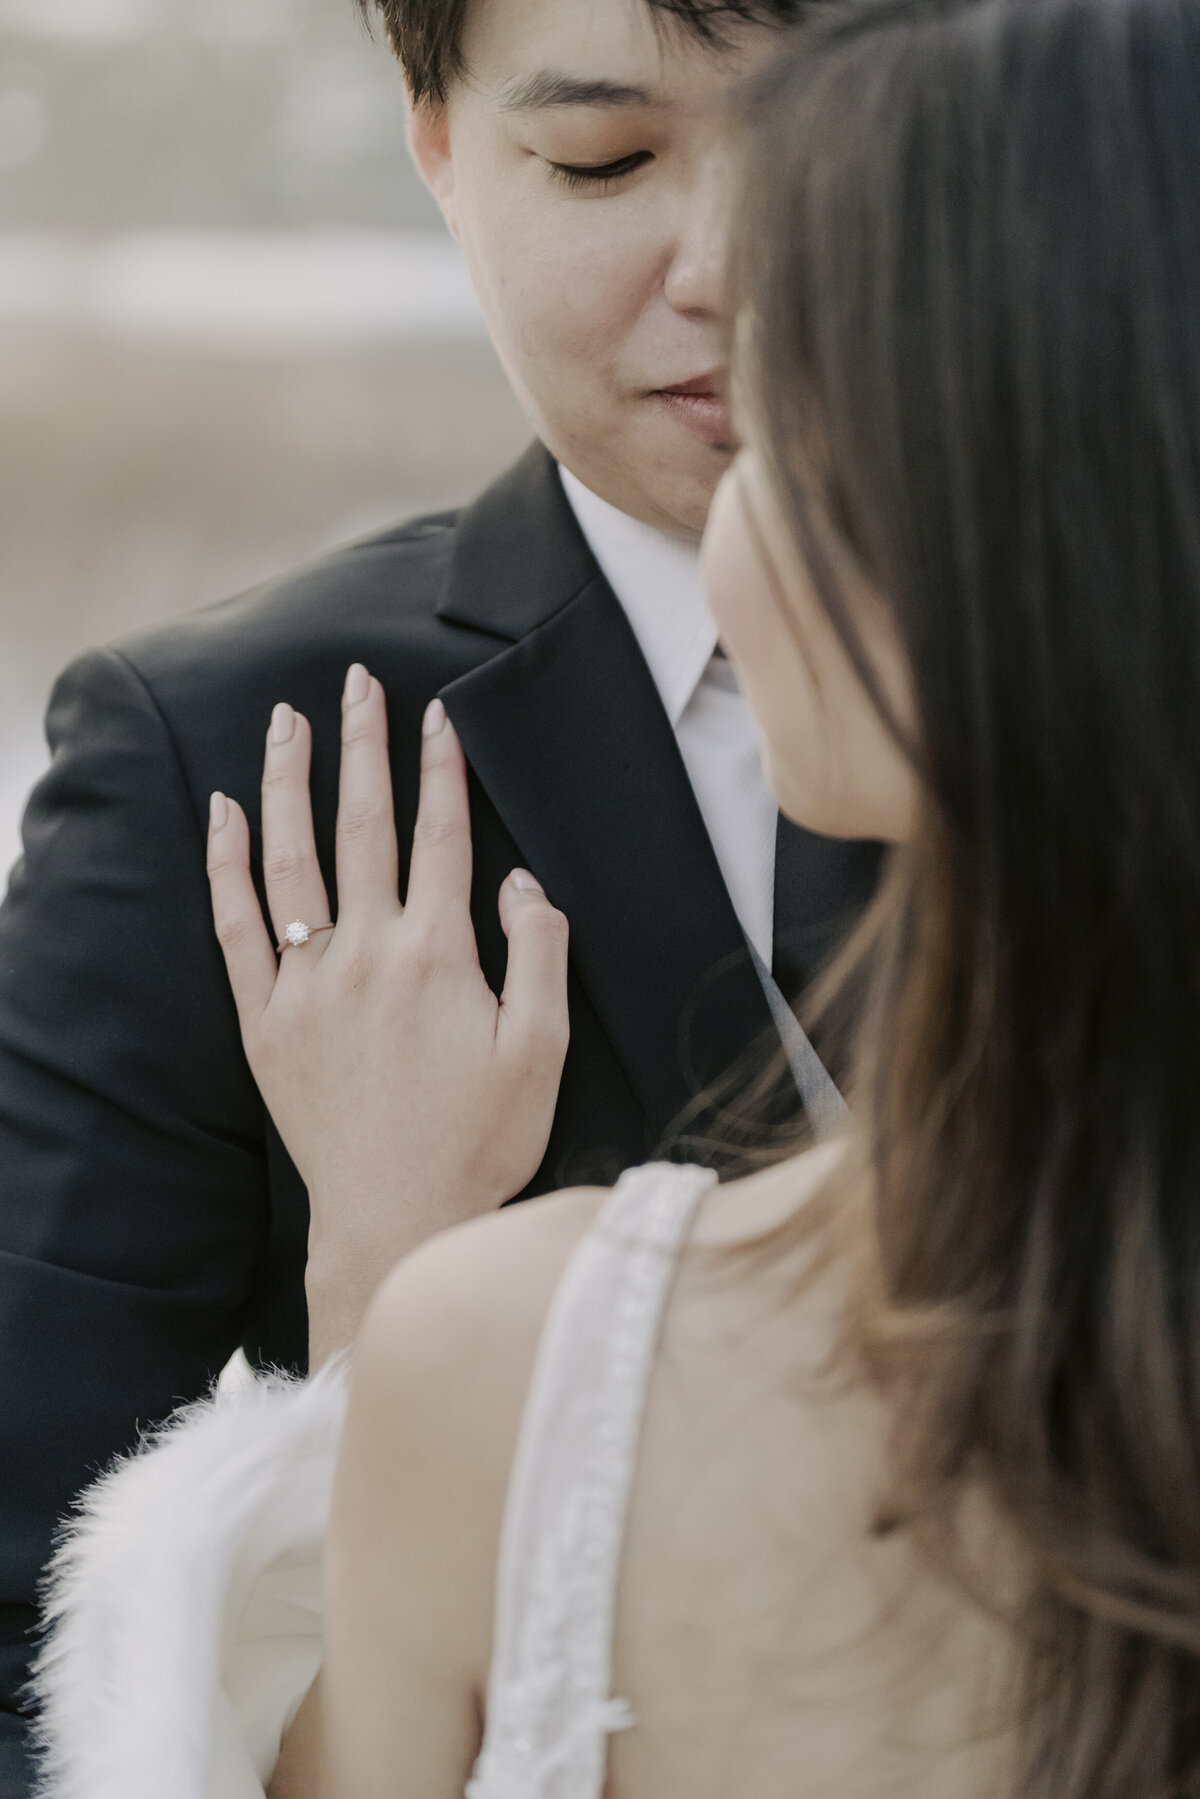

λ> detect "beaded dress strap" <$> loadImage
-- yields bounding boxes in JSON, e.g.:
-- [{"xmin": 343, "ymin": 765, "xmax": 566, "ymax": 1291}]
[{"xmin": 465, "ymin": 1161, "xmax": 716, "ymax": 1799}]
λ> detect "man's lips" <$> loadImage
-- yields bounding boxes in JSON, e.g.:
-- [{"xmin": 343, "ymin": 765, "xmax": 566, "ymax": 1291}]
[
  {"xmin": 658, "ymin": 370, "xmax": 726, "ymax": 397},
  {"xmin": 650, "ymin": 372, "xmax": 732, "ymax": 448}
]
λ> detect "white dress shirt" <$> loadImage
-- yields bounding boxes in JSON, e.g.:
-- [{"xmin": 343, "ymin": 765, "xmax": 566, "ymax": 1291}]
[{"xmin": 559, "ymin": 466, "xmax": 778, "ymax": 966}]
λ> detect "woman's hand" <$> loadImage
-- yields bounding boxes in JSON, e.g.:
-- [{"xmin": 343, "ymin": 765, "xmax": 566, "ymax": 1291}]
[{"xmin": 205, "ymin": 664, "xmax": 570, "ymax": 1365}]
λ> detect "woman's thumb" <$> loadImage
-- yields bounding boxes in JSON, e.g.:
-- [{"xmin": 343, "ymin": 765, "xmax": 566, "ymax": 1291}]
[{"xmin": 497, "ymin": 869, "xmax": 570, "ymax": 1053}]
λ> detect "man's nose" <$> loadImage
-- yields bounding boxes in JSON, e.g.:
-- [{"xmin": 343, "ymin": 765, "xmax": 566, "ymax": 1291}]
[{"xmin": 662, "ymin": 157, "xmax": 731, "ymax": 320}]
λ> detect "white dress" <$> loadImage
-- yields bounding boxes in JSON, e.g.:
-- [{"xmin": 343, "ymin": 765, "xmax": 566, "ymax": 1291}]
[{"xmin": 30, "ymin": 1161, "xmax": 715, "ymax": 1799}]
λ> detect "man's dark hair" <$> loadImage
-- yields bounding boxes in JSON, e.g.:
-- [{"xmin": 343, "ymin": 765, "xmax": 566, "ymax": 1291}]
[{"xmin": 356, "ymin": 0, "xmax": 805, "ymax": 106}]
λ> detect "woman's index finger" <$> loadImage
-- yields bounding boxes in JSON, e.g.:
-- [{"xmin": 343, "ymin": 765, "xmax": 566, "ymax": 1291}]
[{"xmin": 404, "ymin": 700, "xmax": 474, "ymax": 920}]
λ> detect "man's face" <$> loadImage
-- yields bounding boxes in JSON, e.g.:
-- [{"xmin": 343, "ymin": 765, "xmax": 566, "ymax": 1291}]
[{"xmin": 410, "ymin": 0, "xmax": 782, "ymax": 538}]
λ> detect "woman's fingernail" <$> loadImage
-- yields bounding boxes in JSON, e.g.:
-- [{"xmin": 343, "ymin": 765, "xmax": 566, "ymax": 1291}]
[
  {"xmin": 344, "ymin": 663, "xmax": 369, "ymax": 707},
  {"xmin": 209, "ymin": 791, "xmax": 228, "ymax": 832},
  {"xmin": 270, "ymin": 702, "xmax": 296, "ymax": 745},
  {"xmin": 511, "ymin": 869, "xmax": 544, "ymax": 893},
  {"xmin": 423, "ymin": 698, "xmax": 447, "ymax": 738}
]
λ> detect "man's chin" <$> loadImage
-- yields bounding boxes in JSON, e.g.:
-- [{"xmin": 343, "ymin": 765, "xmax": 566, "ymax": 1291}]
[
  {"xmin": 612, "ymin": 468, "xmax": 725, "ymax": 539},
  {"xmin": 551, "ymin": 415, "xmax": 731, "ymax": 538},
  {"xmin": 652, "ymin": 451, "xmax": 733, "ymax": 538}
]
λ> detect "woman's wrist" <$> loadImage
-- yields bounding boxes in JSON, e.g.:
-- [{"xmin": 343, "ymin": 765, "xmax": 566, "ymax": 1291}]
[
  {"xmin": 305, "ymin": 1227, "xmax": 383, "ymax": 1367},
  {"xmin": 303, "ymin": 1190, "xmax": 449, "ymax": 1365},
  {"xmin": 303, "ymin": 1168, "xmax": 521, "ymax": 1366}
]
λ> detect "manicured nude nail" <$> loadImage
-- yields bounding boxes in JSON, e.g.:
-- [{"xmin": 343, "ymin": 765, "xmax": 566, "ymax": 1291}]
[
  {"xmin": 511, "ymin": 869, "xmax": 544, "ymax": 893},
  {"xmin": 423, "ymin": 698, "xmax": 447, "ymax": 738},
  {"xmin": 344, "ymin": 663, "xmax": 369, "ymax": 707},
  {"xmin": 270, "ymin": 702, "xmax": 295, "ymax": 745},
  {"xmin": 209, "ymin": 791, "xmax": 228, "ymax": 832}
]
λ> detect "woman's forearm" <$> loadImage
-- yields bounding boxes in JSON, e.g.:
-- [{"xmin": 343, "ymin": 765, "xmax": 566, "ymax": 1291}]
[{"xmin": 269, "ymin": 1676, "xmax": 323, "ymax": 1799}]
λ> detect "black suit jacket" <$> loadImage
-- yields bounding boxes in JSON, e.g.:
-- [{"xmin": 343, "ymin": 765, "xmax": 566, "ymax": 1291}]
[{"xmin": 0, "ymin": 444, "xmax": 872, "ymax": 1788}]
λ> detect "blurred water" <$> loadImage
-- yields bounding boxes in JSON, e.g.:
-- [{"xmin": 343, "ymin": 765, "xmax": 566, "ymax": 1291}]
[
  {"xmin": 0, "ymin": 231, "xmax": 484, "ymax": 347},
  {"xmin": 0, "ymin": 0, "xmax": 528, "ymax": 880}
]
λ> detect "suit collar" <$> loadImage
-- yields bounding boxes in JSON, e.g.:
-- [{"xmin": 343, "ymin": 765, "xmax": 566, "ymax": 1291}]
[
  {"xmin": 441, "ymin": 572, "xmax": 775, "ymax": 1141},
  {"xmin": 558, "ymin": 466, "xmax": 717, "ymax": 730},
  {"xmin": 436, "ymin": 442, "xmax": 597, "ymax": 642},
  {"xmin": 436, "ymin": 441, "xmax": 779, "ymax": 1141}
]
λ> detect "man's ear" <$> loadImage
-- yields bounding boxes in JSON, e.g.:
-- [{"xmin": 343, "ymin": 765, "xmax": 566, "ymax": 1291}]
[{"xmin": 406, "ymin": 98, "xmax": 459, "ymax": 240}]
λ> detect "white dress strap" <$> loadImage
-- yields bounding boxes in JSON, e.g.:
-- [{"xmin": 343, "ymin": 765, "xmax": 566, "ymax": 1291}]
[{"xmin": 466, "ymin": 1161, "xmax": 716, "ymax": 1799}]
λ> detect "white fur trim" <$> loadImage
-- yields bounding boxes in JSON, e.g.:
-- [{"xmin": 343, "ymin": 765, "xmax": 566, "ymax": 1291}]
[{"xmin": 30, "ymin": 1359, "xmax": 350, "ymax": 1799}]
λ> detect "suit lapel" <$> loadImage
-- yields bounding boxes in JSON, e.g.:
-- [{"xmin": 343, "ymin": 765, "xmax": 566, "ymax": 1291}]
[
  {"xmin": 772, "ymin": 818, "xmax": 885, "ymax": 1001},
  {"xmin": 436, "ymin": 447, "xmax": 775, "ymax": 1142}
]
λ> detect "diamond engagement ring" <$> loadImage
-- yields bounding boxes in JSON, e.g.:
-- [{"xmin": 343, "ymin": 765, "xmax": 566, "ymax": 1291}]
[{"xmin": 277, "ymin": 920, "xmax": 335, "ymax": 954}]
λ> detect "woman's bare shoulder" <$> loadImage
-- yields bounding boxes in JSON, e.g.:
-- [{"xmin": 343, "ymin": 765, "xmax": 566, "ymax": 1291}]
[
  {"xmin": 690, "ymin": 1136, "xmax": 850, "ymax": 1246},
  {"xmin": 331, "ymin": 1147, "xmax": 855, "ymax": 1714},
  {"xmin": 332, "ymin": 1187, "xmax": 615, "ymax": 1708},
  {"xmin": 357, "ymin": 1136, "xmax": 851, "ymax": 1383},
  {"xmin": 354, "ymin": 1184, "xmax": 610, "ymax": 1399}
]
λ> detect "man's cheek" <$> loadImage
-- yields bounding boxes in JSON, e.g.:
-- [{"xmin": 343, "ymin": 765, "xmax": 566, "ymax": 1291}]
[{"xmin": 504, "ymin": 272, "xmax": 599, "ymax": 374}]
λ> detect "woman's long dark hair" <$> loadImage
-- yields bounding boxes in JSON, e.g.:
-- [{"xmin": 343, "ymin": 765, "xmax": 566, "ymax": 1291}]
[{"xmin": 732, "ymin": 0, "xmax": 1200, "ymax": 1790}]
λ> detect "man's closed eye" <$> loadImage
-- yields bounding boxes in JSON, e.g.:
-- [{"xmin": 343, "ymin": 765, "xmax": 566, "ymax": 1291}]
[{"xmin": 547, "ymin": 151, "xmax": 654, "ymax": 191}]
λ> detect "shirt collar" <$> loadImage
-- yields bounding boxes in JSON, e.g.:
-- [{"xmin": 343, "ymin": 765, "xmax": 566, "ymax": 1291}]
[{"xmin": 559, "ymin": 465, "xmax": 719, "ymax": 728}]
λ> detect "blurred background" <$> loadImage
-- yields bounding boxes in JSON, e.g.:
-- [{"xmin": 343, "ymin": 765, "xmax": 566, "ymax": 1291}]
[{"xmin": 0, "ymin": 0, "xmax": 530, "ymax": 873}]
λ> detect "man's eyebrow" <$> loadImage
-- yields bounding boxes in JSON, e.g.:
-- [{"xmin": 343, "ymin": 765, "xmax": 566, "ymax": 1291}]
[{"xmin": 498, "ymin": 72, "xmax": 658, "ymax": 112}]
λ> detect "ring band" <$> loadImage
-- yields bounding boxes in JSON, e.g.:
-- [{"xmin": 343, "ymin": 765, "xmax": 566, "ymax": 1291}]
[{"xmin": 277, "ymin": 920, "xmax": 335, "ymax": 954}]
